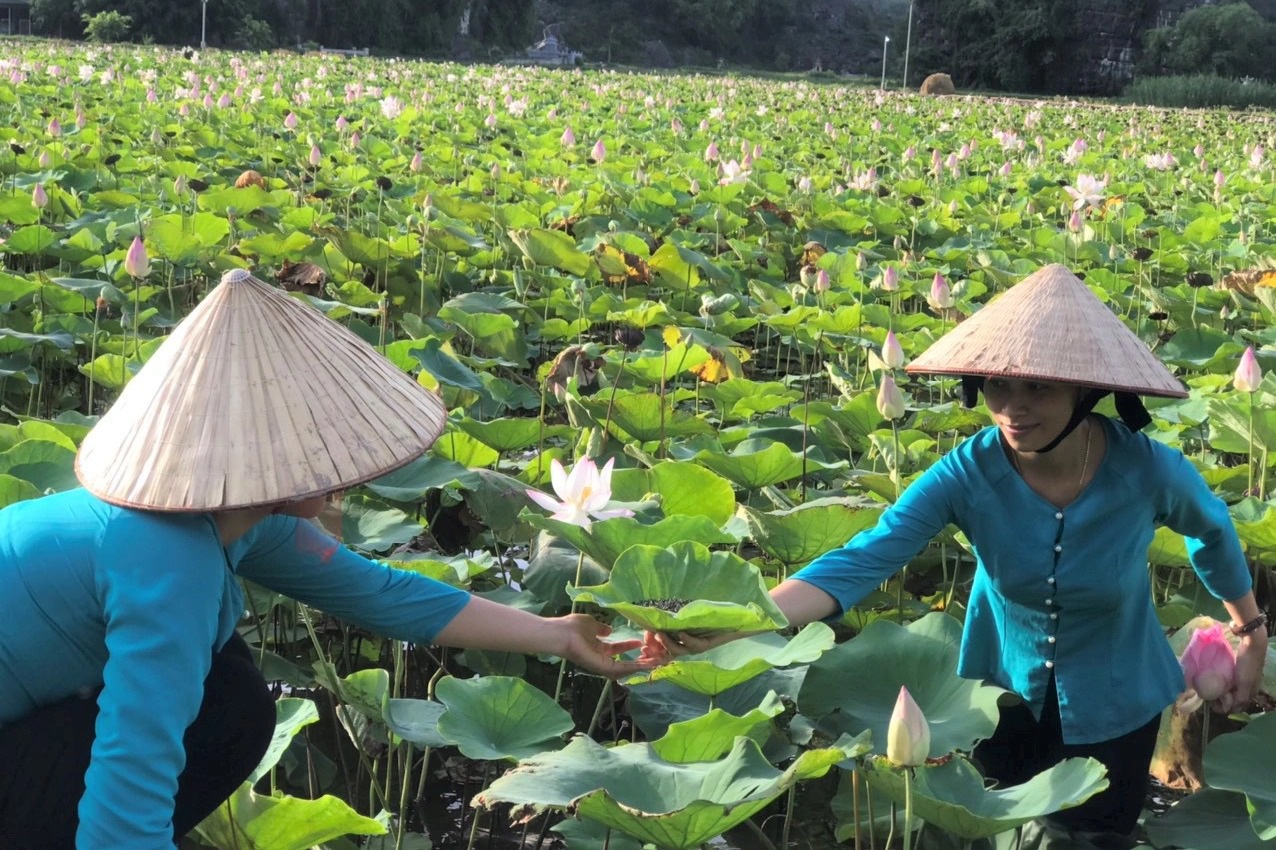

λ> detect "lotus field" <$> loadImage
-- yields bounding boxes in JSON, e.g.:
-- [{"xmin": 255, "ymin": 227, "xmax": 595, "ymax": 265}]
[{"xmin": 6, "ymin": 39, "xmax": 1276, "ymax": 850}]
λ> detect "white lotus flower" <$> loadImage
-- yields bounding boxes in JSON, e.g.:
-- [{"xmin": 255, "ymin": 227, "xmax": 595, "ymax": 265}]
[{"xmin": 526, "ymin": 458, "xmax": 634, "ymax": 531}]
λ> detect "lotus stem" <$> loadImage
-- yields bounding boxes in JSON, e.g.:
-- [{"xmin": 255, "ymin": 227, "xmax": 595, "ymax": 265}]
[
  {"xmin": 903, "ymin": 768, "xmax": 915, "ymax": 850},
  {"xmin": 1248, "ymin": 394, "xmax": 1256, "ymax": 497},
  {"xmin": 1202, "ymin": 704, "xmax": 1212, "ymax": 760},
  {"xmin": 553, "ymin": 550, "xmax": 588, "ymax": 704},
  {"xmin": 586, "ymin": 679, "xmax": 613, "ymax": 738},
  {"xmin": 850, "ymin": 768, "xmax": 862, "ymax": 850}
]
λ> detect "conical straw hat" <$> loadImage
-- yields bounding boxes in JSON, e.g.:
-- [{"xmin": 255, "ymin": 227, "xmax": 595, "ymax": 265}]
[
  {"xmin": 905, "ymin": 264, "xmax": 1186, "ymax": 398},
  {"xmin": 76, "ymin": 269, "xmax": 448, "ymax": 511}
]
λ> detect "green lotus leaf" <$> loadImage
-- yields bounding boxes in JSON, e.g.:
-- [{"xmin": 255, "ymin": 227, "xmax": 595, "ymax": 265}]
[
  {"xmin": 1204, "ymin": 711, "xmax": 1276, "ymax": 839},
  {"xmin": 694, "ymin": 441, "xmax": 846, "ymax": 488},
  {"xmin": 149, "ymin": 212, "xmax": 230, "ymax": 265},
  {"xmin": 0, "ymin": 272, "xmax": 38, "ymax": 304},
  {"xmin": 651, "ymin": 691, "xmax": 786, "ymax": 763},
  {"xmin": 625, "ymin": 624, "xmax": 834, "ymax": 697},
  {"xmin": 568, "ymin": 541, "xmax": 787, "ymax": 633},
  {"xmin": 247, "ymin": 698, "xmax": 321, "ymax": 785},
  {"xmin": 340, "ymin": 495, "xmax": 423, "ymax": 553},
  {"xmin": 854, "ymin": 754, "xmax": 1108, "ymax": 840},
  {"xmin": 579, "ymin": 393, "xmax": 715, "ymax": 442},
  {"xmin": 1146, "ymin": 788, "xmax": 1273, "ymax": 850},
  {"xmin": 0, "ymin": 439, "xmax": 77, "ymax": 493},
  {"xmin": 435, "ymin": 675, "xmax": 573, "ymax": 762},
  {"xmin": 190, "ymin": 783, "xmax": 386, "ymax": 850},
  {"xmin": 0, "ymin": 473, "xmax": 41, "ymax": 508},
  {"xmin": 383, "ymin": 698, "xmax": 448, "ymax": 749},
  {"xmin": 364, "ymin": 455, "xmax": 480, "ymax": 502},
  {"xmin": 457, "ymin": 417, "xmax": 570, "ymax": 452},
  {"xmin": 1, "ymin": 224, "xmax": 56, "ymax": 255},
  {"xmin": 433, "ymin": 429, "xmax": 499, "ymax": 467},
  {"xmin": 508, "ymin": 228, "xmax": 591, "ymax": 276},
  {"xmin": 1207, "ymin": 394, "xmax": 1276, "ymax": 456},
  {"xmin": 0, "ymin": 327, "xmax": 74, "ymax": 353},
  {"xmin": 411, "ymin": 337, "xmax": 484, "ymax": 391},
  {"xmin": 800, "ymin": 612, "xmax": 1006, "ymax": 757},
  {"xmin": 475, "ymin": 735, "xmax": 849, "ymax": 850},
  {"xmin": 524, "ymin": 513, "xmax": 741, "ymax": 573},
  {"xmin": 742, "ymin": 500, "xmax": 882, "ymax": 567},
  {"xmin": 610, "ymin": 461, "xmax": 737, "ymax": 526}
]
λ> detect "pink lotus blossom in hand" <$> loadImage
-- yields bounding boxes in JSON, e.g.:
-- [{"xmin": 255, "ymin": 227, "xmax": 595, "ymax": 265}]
[
  {"xmin": 526, "ymin": 457, "xmax": 634, "ymax": 531},
  {"xmin": 1180, "ymin": 622, "xmax": 1236, "ymax": 707}
]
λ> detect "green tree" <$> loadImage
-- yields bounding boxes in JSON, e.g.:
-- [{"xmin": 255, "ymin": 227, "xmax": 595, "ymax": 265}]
[
  {"xmin": 30, "ymin": 0, "xmax": 82, "ymax": 37},
  {"xmin": 81, "ymin": 8, "xmax": 131, "ymax": 41},
  {"xmin": 1139, "ymin": 3, "xmax": 1275, "ymax": 82}
]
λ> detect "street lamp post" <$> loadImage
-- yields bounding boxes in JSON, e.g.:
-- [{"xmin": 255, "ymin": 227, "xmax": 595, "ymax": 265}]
[
  {"xmin": 200, "ymin": 0, "xmax": 208, "ymax": 50},
  {"xmin": 880, "ymin": 36, "xmax": 890, "ymax": 91},
  {"xmin": 902, "ymin": 1, "xmax": 914, "ymax": 90}
]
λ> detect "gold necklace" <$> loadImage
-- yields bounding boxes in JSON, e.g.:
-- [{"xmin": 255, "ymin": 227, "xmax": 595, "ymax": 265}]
[{"xmin": 1010, "ymin": 420, "xmax": 1093, "ymax": 500}]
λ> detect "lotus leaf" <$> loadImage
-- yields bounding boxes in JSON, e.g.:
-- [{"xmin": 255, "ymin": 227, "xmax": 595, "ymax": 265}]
[
  {"xmin": 742, "ymin": 500, "xmax": 882, "ymax": 567},
  {"xmin": 0, "ymin": 473, "xmax": 41, "ymax": 508},
  {"xmin": 1204, "ymin": 711, "xmax": 1276, "ymax": 839},
  {"xmin": 568, "ymin": 541, "xmax": 788, "ymax": 634},
  {"xmin": 475, "ymin": 735, "xmax": 850, "ymax": 850},
  {"xmin": 1146, "ymin": 788, "xmax": 1273, "ymax": 850},
  {"xmin": 247, "ymin": 698, "xmax": 321, "ymax": 785},
  {"xmin": 364, "ymin": 455, "xmax": 480, "ymax": 502},
  {"xmin": 508, "ymin": 228, "xmax": 591, "ymax": 276},
  {"xmin": 651, "ymin": 691, "xmax": 786, "ymax": 763},
  {"xmin": 435, "ymin": 675, "xmax": 573, "ymax": 762},
  {"xmin": 525, "ymin": 513, "xmax": 740, "ymax": 573},
  {"xmin": 610, "ymin": 461, "xmax": 737, "ymax": 526},
  {"xmin": 339, "ymin": 495, "xmax": 422, "ymax": 553},
  {"xmin": 0, "ymin": 439, "xmax": 78, "ymax": 493},
  {"xmin": 855, "ymin": 755, "xmax": 1108, "ymax": 839},
  {"xmin": 190, "ymin": 785, "xmax": 386, "ymax": 850},
  {"xmin": 625, "ymin": 624, "xmax": 834, "ymax": 697},
  {"xmin": 694, "ymin": 441, "xmax": 846, "ymax": 488},
  {"xmin": 580, "ymin": 393, "xmax": 715, "ymax": 442},
  {"xmin": 800, "ymin": 613, "xmax": 1006, "ymax": 757}
]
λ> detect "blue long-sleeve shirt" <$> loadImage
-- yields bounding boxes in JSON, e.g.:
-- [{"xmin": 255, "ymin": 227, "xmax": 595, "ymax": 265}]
[
  {"xmin": 0, "ymin": 488, "xmax": 470, "ymax": 850},
  {"xmin": 792, "ymin": 417, "xmax": 1252, "ymax": 744}
]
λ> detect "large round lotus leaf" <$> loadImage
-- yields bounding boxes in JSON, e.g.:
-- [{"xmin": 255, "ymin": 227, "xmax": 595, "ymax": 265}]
[
  {"xmin": 799, "ymin": 612, "xmax": 1005, "ymax": 757},
  {"xmin": 1204, "ymin": 710, "xmax": 1276, "ymax": 839},
  {"xmin": 552, "ymin": 817, "xmax": 646, "ymax": 850},
  {"xmin": 855, "ymin": 755, "xmax": 1108, "ymax": 840},
  {"xmin": 525, "ymin": 514, "xmax": 741, "ymax": 571},
  {"xmin": 475, "ymin": 735, "xmax": 849, "ymax": 850},
  {"xmin": 383, "ymin": 698, "xmax": 448, "ymax": 749},
  {"xmin": 567, "ymin": 541, "xmax": 788, "ymax": 633},
  {"xmin": 435, "ymin": 675, "xmax": 573, "ymax": 762},
  {"xmin": 741, "ymin": 499, "xmax": 882, "ymax": 566},
  {"xmin": 1145, "ymin": 787, "xmax": 1274, "ymax": 850},
  {"xmin": 611, "ymin": 461, "xmax": 737, "ymax": 526},
  {"xmin": 651, "ymin": 691, "xmax": 786, "ymax": 763},
  {"xmin": 693, "ymin": 441, "xmax": 847, "ymax": 488},
  {"xmin": 246, "ymin": 699, "xmax": 321, "ymax": 786},
  {"xmin": 627, "ymin": 668, "xmax": 809, "ymax": 741},
  {"xmin": 624, "ymin": 624, "xmax": 834, "ymax": 697},
  {"xmin": 191, "ymin": 782, "xmax": 386, "ymax": 850}
]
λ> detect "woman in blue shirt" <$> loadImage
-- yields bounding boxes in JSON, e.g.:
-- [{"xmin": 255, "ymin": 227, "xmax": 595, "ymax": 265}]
[
  {"xmin": 658, "ymin": 264, "xmax": 1267, "ymax": 841},
  {"xmin": 0, "ymin": 270, "xmax": 652, "ymax": 850}
]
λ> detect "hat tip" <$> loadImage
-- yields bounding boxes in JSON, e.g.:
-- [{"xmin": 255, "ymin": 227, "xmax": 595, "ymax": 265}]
[{"xmin": 221, "ymin": 268, "xmax": 253, "ymax": 285}]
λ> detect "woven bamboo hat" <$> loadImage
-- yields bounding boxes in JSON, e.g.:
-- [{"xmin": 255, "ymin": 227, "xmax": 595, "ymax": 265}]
[
  {"xmin": 75, "ymin": 269, "xmax": 448, "ymax": 511},
  {"xmin": 905, "ymin": 264, "xmax": 1187, "ymax": 398}
]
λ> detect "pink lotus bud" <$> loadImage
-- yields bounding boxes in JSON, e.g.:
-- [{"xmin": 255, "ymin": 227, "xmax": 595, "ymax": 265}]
[
  {"xmin": 689, "ymin": 178, "xmax": 700, "ymax": 195},
  {"xmin": 705, "ymin": 141, "xmax": 719, "ymax": 162},
  {"xmin": 872, "ymin": 118, "xmax": 882, "ymax": 132},
  {"xmin": 903, "ymin": 145, "xmax": 916, "ymax": 162},
  {"xmin": 877, "ymin": 374, "xmax": 905, "ymax": 421},
  {"xmin": 561, "ymin": 126, "xmax": 575, "ymax": 147},
  {"xmin": 814, "ymin": 269, "xmax": 830, "ymax": 292},
  {"xmin": 886, "ymin": 686, "xmax": 930, "ymax": 766},
  {"xmin": 1194, "ymin": 144, "xmax": 1205, "ymax": 158},
  {"xmin": 881, "ymin": 266, "xmax": 899, "ymax": 292},
  {"xmin": 1214, "ymin": 169, "xmax": 1226, "ymax": 187},
  {"xmin": 309, "ymin": 144, "xmax": 321, "ymax": 167},
  {"xmin": 173, "ymin": 175, "xmax": 187, "ymax": 195},
  {"xmin": 336, "ymin": 115, "xmax": 349, "ymax": 132},
  {"xmin": 490, "ymin": 162, "xmax": 501, "ymax": 179},
  {"xmin": 591, "ymin": 139, "xmax": 606, "ymax": 162},
  {"xmin": 930, "ymin": 148, "xmax": 942, "ymax": 173},
  {"xmin": 410, "ymin": 150, "xmax": 423, "ymax": 172},
  {"xmin": 1235, "ymin": 346, "xmax": 1262, "ymax": 392},
  {"xmin": 1068, "ymin": 210, "xmax": 1082, "ymax": 232},
  {"xmin": 670, "ymin": 117, "xmax": 683, "ymax": 133},
  {"xmin": 124, "ymin": 236, "xmax": 149, "ymax": 279},
  {"xmin": 146, "ymin": 88, "xmax": 158, "ymax": 103},
  {"xmin": 999, "ymin": 161, "xmax": 1012, "ymax": 178},
  {"xmin": 484, "ymin": 113, "xmax": 498, "ymax": 128},
  {"xmin": 284, "ymin": 111, "xmax": 298, "ymax": 130},
  {"xmin": 1180, "ymin": 622, "xmax": 1236, "ymax": 702},
  {"xmin": 47, "ymin": 118, "xmax": 61, "ymax": 137},
  {"xmin": 202, "ymin": 93, "xmax": 214, "ymax": 109},
  {"xmin": 38, "ymin": 150, "xmax": 51, "ymax": 168},
  {"xmin": 350, "ymin": 131, "xmax": 361, "ymax": 148},
  {"xmin": 217, "ymin": 93, "xmax": 231, "ymax": 108},
  {"xmin": 31, "ymin": 184, "xmax": 47, "ymax": 210},
  {"xmin": 882, "ymin": 330, "xmax": 905, "ymax": 369},
  {"xmin": 798, "ymin": 175, "xmax": 813, "ymax": 193},
  {"xmin": 949, "ymin": 199, "xmax": 959, "ymax": 215},
  {"xmin": 699, "ymin": 119, "xmax": 710, "ymax": 132},
  {"xmin": 930, "ymin": 273, "xmax": 954, "ymax": 308},
  {"xmin": 75, "ymin": 109, "xmax": 87, "ymax": 130}
]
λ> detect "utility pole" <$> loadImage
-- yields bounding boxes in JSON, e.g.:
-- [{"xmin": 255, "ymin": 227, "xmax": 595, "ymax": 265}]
[
  {"xmin": 902, "ymin": 1, "xmax": 915, "ymax": 90},
  {"xmin": 880, "ymin": 35, "xmax": 890, "ymax": 90},
  {"xmin": 200, "ymin": 0, "xmax": 208, "ymax": 49}
]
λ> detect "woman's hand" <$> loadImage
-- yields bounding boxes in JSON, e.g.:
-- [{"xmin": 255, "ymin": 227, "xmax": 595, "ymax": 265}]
[
  {"xmin": 554, "ymin": 614, "xmax": 662, "ymax": 678},
  {"xmin": 1218, "ymin": 631, "xmax": 1269, "ymax": 713},
  {"xmin": 643, "ymin": 628, "xmax": 750, "ymax": 660}
]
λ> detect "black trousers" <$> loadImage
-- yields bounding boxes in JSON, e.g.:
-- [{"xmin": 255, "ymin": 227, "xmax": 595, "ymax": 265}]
[
  {"xmin": 0, "ymin": 633, "xmax": 275, "ymax": 849},
  {"xmin": 973, "ymin": 676, "xmax": 1161, "ymax": 838}
]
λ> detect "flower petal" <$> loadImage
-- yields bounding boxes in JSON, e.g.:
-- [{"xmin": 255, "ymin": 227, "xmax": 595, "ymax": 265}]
[{"xmin": 526, "ymin": 489, "xmax": 568, "ymax": 513}]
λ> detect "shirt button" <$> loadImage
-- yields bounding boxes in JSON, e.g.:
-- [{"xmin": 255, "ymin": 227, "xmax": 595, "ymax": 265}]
[
  {"xmin": 1050, "ymin": 613, "xmax": 1058, "ymax": 620},
  {"xmin": 1045, "ymin": 660, "xmax": 1055, "ymax": 669},
  {"xmin": 1048, "ymin": 636, "xmax": 1057, "ymax": 644},
  {"xmin": 1045, "ymin": 598, "xmax": 1054, "ymax": 606},
  {"xmin": 1055, "ymin": 512, "xmax": 1064, "ymax": 520},
  {"xmin": 1047, "ymin": 577, "xmax": 1056, "ymax": 584},
  {"xmin": 1053, "ymin": 544, "xmax": 1063, "ymax": 553}
]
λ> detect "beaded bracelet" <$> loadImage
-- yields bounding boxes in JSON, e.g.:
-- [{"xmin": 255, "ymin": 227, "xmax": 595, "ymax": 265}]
[{"xmin": 1231, "ymin": 612, "xmax": 1269, "ymax": 637}]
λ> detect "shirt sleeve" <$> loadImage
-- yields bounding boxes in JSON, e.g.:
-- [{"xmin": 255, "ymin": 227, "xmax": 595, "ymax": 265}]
[
  {"xmin": 79, "ymin": 515, "xmax": 224, "ymax": 850},
  {"xmin": 235, "ymin": 516, "xmax": 470, "ymax": 643},
  {"xmin": 1155, "ymin": 447, "xmax": 1253, "ymax": 602},
  {"xmin": 791, "ymin": 454, "xmax": 963, "ymax": 615}
]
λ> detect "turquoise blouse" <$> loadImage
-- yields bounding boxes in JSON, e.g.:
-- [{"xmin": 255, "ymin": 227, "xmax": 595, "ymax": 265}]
[
  {"xmin": 0, "ymin": 488, "xmax": 470, "ymax": 850},
  {"xmin": 792, "ymin": 417, "xmax": 1252, "ymax": 745}
]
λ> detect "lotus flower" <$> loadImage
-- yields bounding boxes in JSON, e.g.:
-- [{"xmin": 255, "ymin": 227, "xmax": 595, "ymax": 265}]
[
  {"xmin": 1180, "ymin": 622, "xmax": 1236, "ymax": 702},
  {"xmin": 283, "ymin": 111, "xmax": 298, "ymax": 130},
  {"xmin": 526, "ymin": 458, "xmax": 634, "ymax": 531},
  {"xmin": 877, "ymin": 374, "xmax": 905, "ymax": 421},
  {"xmin": 882, "ymin": 330, "xmax": 905, "ymax": 369},
  {"xmin": 560, "ymin": 126, "xmax": 575, "ymax": 147},
  {"xmin": 718, "ymin": 159, "xmax": 749, "ymax": 186},
  {"xmin": 928, "ymin": 273, "xmax": 954, "ymax": 309},
  {"xmin": 886, "ymin": 686, "xmax": 930, "ymax": 766},
  {"xmin": 814, "ymin": 268, "xmax": 830, "ymax": 293},
  {"xmin": 1235, "ymin": 346, "xmax": 1262, "ymax": 392},
  {"xmin": 1063, "ymin": 173, "xmax": 1106, "ymax": 211},
  {"xmin": 409, "ymin": 150, "xmax": 423, "ymax": 172},
  {"xmin": 47, "ymin": 117, "xmax": 61, "ymax": 137},
  {"xmin": 879, "ymin": 266, "xmax": 899, "ymax": 292},
  {"xmin": 124, "ymin": 236, "xmax": 149, "ymax": 279},
  {"xmin": 591, "ymin": 139, "xmax": 606, "ymax": 163},
  {"xmin": 308, "ymin": 144, "xmax": 321, "ymax": 167},
  {"xmin": 31, "ymin": 184, "xmax": 47, "ymax": 210},
  {"xmin": 1251, "ymin": 145, "xmax": 1265, "ymax": 169},
  {"xmin": 335, "ymin": 115, "xmax": 349, "ymax": 132}
]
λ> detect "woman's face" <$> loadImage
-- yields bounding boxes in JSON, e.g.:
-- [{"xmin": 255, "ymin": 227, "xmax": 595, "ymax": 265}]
[{"xmin": 982, "ymin": 377, "xmax": 1083, "ymax": 453}]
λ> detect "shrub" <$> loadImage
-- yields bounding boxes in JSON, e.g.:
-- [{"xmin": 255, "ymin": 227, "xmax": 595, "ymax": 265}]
[
  {"xmin": 1123, "ymin": 74, "xmax": 1276, "ymax": 110},
  {"xmin": 233, "ymin": 17, "xmax": 276, "ymax": 52},
  {"xmin": 81, "ymin": 10, "xmax": 131, "ymax": 43}
]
